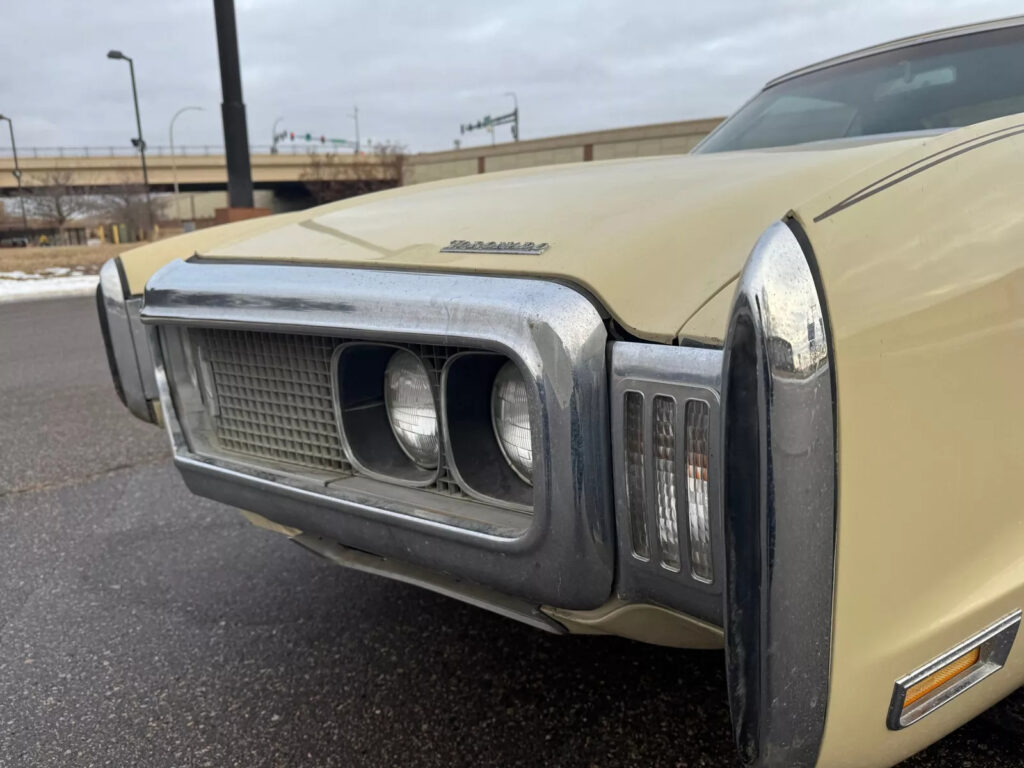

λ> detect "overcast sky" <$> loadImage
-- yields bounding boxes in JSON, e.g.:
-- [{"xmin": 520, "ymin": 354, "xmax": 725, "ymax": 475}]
[{"xmin": 1, "ymin": 0, "xmax": 1021, "ymax": 154}]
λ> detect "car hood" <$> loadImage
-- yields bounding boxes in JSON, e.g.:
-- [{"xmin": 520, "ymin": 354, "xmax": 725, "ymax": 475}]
[{"xmin": 130, "ymin": 138, "xmax": 921, "ymax": 342}]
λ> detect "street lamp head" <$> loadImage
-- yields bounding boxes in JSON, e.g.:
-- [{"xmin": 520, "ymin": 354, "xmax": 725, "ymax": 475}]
[
  {"xmin": 0, "ymin": 114, "xmax": 7, "ymax": 121},
  {"xmin": 107, "ymin": 50, "xmax": 125, "ymax": 60}
]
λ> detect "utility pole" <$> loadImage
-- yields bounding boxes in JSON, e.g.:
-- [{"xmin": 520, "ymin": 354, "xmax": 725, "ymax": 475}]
[
  {"xmin": 351, "ymin": 106, "xmax": 360, "ymax": 154},
  {"xmin": 213, "ymin": 0, "xmax": 254, "ymax": 208},
  {"xmin": 0, "ymin": 114, "xmax": 29, "ymax": 242},
  {"xmin": 107, "ymin": 50, "xmax": 154, "ymax": 233}
]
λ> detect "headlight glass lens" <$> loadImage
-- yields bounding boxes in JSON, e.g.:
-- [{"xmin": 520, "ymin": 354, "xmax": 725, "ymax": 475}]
[
  {"xmin": 491, "ymin": 360, "xmax": 533, "ymax": 484},
  {"xmin": 384, "ymin": 350, "xmax": 439, "ymax": 469}
]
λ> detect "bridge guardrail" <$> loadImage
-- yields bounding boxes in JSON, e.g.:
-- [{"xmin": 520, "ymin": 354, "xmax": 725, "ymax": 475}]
[{"xmin": 0, "ymin": 144, "xmax": 348, "ymax": 159}]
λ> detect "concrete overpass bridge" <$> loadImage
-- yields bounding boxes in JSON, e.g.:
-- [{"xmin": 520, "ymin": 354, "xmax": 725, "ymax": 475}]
[{"xmin": 0, "ymin": 117, "xmax": 720, "ymax": 195}]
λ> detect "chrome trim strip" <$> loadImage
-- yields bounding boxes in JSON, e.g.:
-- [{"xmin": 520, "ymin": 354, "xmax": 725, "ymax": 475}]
[
  {"xmin": 143, "ymin": 260, "xmax": 613, "ymax": 609},
  {"xmin": 765, "ymin": 15, "xmax": 1024, "ymax": 88},
  {"xmin": 694, "ymin": 19, "xmax": 1024, "ymax": 155},
  {"xmin": 98, "ymin": 258, "xmax": 154, "ymax": 422},
  {"xmin": 887, "ymin": 610, "xmax": 1022, "ymax": 730},
  {"xmin": 609, "ymin": 342, "xmax": 723, "ymax": 624},
  {"xmin": 721, "ymin": 220, "xmax": 836, "ymax": 767}
]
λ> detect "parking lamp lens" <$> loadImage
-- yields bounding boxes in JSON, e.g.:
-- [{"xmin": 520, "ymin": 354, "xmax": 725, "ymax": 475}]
[
  {"xmin": 384, "ymin": 350, "xmax": 439, "ymax": 468},
  {"xmin": 491, "ymin": 361, "xmax": 533, "ymax": 484},
  {"xmin": 685, "ymin": 399, "xmax": 713, "ymax": 583}
]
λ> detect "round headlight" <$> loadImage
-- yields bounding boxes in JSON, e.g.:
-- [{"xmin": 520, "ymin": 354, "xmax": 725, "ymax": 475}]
[
  {"xmin": 491, "ymin": 360, "xmax": 533, "ymax": 484},
  {"xmin": 384, "ymin": 350, "xmax": 439, "ymax": 469}
]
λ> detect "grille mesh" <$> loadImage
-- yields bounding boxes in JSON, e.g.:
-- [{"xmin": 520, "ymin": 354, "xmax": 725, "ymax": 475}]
[
  {"xmin": 196, "ymin": 329, "xmax": 350, "ymax": 472},
  {"xmin": 192, "ymin": 329, "xmax": 465, "ymax": 498}
]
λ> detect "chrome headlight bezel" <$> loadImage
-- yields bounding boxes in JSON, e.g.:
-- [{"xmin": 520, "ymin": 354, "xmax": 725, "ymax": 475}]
[{"xmin": 333, "ymin": 342, "xmax": 441, "ymax": 488}]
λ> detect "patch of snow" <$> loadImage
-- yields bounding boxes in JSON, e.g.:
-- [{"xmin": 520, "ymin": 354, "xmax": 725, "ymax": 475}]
[{"xmin": 0, "ymin": 274, "xmax": 99, "ymax": 304}]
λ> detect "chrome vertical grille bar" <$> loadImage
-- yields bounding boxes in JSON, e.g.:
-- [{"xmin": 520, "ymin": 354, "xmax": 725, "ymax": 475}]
[{"xmin": 623, "ymin": 391, "xmax": 651, "ymax": 560}]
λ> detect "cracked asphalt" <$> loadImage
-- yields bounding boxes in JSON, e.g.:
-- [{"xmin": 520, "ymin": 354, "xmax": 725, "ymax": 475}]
[{"xmin": 0, "ymin": 295, "xmax": 1021, "ymax": 767}]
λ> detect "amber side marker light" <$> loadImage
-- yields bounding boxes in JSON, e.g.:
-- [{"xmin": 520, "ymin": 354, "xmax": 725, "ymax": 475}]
[
  {"xmin": 902, "ymin": 647, "xmax": 980, "ymax": 707},
  {"xmin": 887, "ymin": 610, "xmax": 1021, "ymax": 730}
]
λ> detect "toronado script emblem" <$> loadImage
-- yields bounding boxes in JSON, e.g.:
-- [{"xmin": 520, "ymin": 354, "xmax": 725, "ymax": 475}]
[{"xmin": 440, "ymin": 240, "xmax": 550, "ymax": 255}]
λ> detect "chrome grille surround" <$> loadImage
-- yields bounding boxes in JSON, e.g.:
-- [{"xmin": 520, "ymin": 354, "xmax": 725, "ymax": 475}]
[{"xmin": 143, "ymin": 259, "xmax": 614, "ymax": 610}]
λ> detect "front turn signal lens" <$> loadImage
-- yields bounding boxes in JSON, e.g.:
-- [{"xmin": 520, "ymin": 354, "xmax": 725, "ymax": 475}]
[
  {"xmin": 624, "ymin": 391, "xmax": 650, "ymax": 559},
  {"xmin": 653, "ymin": 396, "xmax": 681, "ymax": 571},
  {"xmin": 685, "ymin": 400, "xmax": 713, "ymax": 583}
]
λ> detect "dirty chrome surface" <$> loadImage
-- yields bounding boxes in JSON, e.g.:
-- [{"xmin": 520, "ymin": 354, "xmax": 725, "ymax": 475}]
[
  {"xmin": 142, "ymin": 259, "xmax": 614, "ymax": 609},
  {"xmin": 97, "ymin": 258, "xmax": 157, "ymax": 422},
  {"xmin": 721, "ymin": 220, "xmax": 837, "ymax": 767}
]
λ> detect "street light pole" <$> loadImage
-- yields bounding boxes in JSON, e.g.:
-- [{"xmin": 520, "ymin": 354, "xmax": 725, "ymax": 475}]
[
  {"xmin": 350, "ymin": 106, "xmax": 360, "ymax": 155},
  {"xmin": 107, "ymin": 50, "xmax": 153, "ymax": 235},
  {"xmin": 169, "ymin": 106, "xmax": 203, "ymax": 222},
  {"xmin": 0, "ymin": 114, "xmax": 29, "ymax": 241}
]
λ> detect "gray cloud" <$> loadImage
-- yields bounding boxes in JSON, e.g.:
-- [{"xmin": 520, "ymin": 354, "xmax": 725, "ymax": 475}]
[{"xmin": 1, "ymin": 0, "xmax": 1020, "ymax": 153}]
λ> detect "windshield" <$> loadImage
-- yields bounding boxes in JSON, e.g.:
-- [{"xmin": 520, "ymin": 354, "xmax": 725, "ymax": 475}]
[{"xmin": 696, "ymin": 24, "xmax": 1024, "ymax": 153}]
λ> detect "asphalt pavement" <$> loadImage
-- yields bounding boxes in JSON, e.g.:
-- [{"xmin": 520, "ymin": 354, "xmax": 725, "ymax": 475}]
[{"xmin": 0, "ymin": 295, "xmax": 1020, "ymax": 768}]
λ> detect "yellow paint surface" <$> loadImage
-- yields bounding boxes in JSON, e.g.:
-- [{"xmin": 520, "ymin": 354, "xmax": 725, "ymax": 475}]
[
  {"xmin": 118, "ymin": 140, "xmax": 920, "ymax": 342},
  {"xmin": 797, "ymin": 114, "xmax": 1024, "ymax": 766}
]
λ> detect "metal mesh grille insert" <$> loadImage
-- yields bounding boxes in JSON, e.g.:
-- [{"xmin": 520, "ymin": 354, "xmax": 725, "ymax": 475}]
[
  {"xmin": 190, "ymin": 329, "xmax": 468, "ymax": 499},
  {"xmin": 195, "ymin": 329, "xmax": 350, "ymax": 472}
]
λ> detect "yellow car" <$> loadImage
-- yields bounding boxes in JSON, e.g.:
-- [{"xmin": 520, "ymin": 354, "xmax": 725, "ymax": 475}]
[{"xmin": 97, "ymin": 16, "xmax": 1024, "ymax": 767}]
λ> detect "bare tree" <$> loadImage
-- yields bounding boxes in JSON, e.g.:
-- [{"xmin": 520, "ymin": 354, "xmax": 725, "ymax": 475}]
[
  {"xmin": 25, "ymin": 170, "xmax": 95, "ymax": 243},
  {"xmin": 90, "ymin": 184, "xmax": 167, "ymax": 240},
  {"xmin": 299, "ymin": 143, "xmax": 406, "ymax": 205}
]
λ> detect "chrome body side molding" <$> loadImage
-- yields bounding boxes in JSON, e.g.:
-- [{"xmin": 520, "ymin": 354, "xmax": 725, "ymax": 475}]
[
  {"xmin": 142, "ymin": 259, "xmax": 614, "ymax": 609},
  {"xmin": 721, "ymin": 220, "xmax": 837, "ymax": 767}
]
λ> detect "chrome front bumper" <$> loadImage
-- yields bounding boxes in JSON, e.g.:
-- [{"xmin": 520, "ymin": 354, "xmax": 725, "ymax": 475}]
[{"xmin": 141, "ymin": 259, "xmax": 616, "ymax": 610}]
